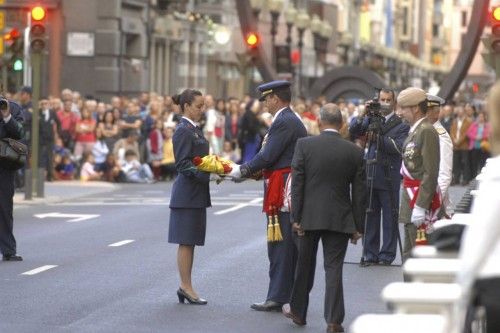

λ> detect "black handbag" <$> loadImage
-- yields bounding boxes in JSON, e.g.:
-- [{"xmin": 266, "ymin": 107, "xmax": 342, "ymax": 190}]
[{"xmin": 0, "ymin": 138, "xmax": 28, "ymax": 170}]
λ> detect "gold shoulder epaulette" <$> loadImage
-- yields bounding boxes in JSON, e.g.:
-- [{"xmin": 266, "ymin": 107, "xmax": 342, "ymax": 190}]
[{"xmin": 436, "ymin": 127, "xmax": 447, "ymax": 135}]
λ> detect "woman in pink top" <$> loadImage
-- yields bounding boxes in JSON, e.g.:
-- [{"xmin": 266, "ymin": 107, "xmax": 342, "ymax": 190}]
[
  {"xmin": 74, "ymin": 107, "xmax": 97, "ymax": 161},
  {"xmin": 467, "ymin": 112, "xmax": 491, "ymax": 179}
]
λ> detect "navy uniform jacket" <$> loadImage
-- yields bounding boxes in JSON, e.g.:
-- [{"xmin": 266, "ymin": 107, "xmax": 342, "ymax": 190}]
[
  {"xmin": 169, "ymin": 118, "xmax": 211, "ymax": 208},
  {"xmin": 349, "ymin": 113, "xmax": 409, "ymax": 191},
  {"xmin": 242, "ymin": 107, "xmax": 307, "ymax": 174},
  {"xmin": 0, "ymin": 101, "xmax": 25, "ymax": 142}
]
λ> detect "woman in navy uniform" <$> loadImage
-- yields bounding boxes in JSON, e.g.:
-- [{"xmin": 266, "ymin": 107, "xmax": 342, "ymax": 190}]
[
  {"xmin": 169, "ymin": 89, "xmax": 210, "ymax": 305},
  {"xmin": 0, "ymin": 99, "xmax": 25, "ymax": 261}
]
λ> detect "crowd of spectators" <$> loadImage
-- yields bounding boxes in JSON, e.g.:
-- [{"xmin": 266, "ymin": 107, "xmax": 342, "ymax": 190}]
[{"xmin": 7, "ymin": 87, "xmax": 490, "ymax": 185}]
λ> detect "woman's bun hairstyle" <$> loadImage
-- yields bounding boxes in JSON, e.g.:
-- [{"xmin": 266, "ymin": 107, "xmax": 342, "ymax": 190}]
[{"xmin": 172, "ymin": 94, "xmax": 181, "ymax": 106}]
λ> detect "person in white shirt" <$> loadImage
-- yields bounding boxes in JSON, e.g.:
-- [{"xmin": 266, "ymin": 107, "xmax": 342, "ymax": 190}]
[
  {"xmin": 121, "ymin": 149, "xmax": 154, "ymax": 183},
  {"xmin": 80, "ymin": 152, "xmax": 102, "ymax": 181},
  {"xmin": 426, "ymin": 94, "xmax": 453, "ymax": 217},
  {"xmin": 92, "ymin": 128, "xmax": 109, "ymax": 172},
  {"xmin": 454, "ymin": 83, "xmax": 500, "ymax": 333}
]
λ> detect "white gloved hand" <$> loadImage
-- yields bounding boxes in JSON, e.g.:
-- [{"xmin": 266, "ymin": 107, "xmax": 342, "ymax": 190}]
[
  {"xmin": 228, "ymin": 164, "xmax": 242, "ymax": 178},
  {"xmin": 411, "ymin": 205, "xmax": 426, "ymax": 227}
]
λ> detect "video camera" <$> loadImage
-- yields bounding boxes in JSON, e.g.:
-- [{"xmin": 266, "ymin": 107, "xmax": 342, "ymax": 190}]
[
  {"xmin": 366, "ymin": 99, "xmax": 384, "ymax": 134},
  {"xmin": 0, "ymin": 98, "xmax": 8, "ymax": 111}
]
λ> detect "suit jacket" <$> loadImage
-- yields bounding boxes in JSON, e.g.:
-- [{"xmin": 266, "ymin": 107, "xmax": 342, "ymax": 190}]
[
  {"xmin": 0, "ymin": 101, "xmax": 25, "ymax": 172},
  {"xmin": 291, "ymin": 131, "xmax": 366, "ymax": 234},
  {"xmin": 243, "ymin": 107, "xmax": 307, "ymax": 174},
  {"xmin": 169, "ymin": 118, "xmax": 211, "ymax": 209},
  {"xmin": 399, "ymin": 119, "xmax": 440, "ymax": 223},
  {"xmin": 349, "ymin": 114, "xmax": 409, "ymax": 191},
  {"xmin": 450, "ymin": 117, "xmax": 472, "ymax": 150}
]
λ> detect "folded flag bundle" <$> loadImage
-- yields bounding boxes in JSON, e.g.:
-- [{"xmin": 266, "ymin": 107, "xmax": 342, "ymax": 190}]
[{"xmin": 192, "ymin": 155, "xmax": 233, "ymax": 174}]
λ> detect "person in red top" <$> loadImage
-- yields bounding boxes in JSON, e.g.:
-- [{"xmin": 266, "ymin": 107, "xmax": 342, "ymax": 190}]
[
  {"xmin": 74, "ymin": 106, "xmax": 96, "ymax": 160},
  {"xmin": 57, "ymin": 99, "xmax": 79, "ymax": 150}
]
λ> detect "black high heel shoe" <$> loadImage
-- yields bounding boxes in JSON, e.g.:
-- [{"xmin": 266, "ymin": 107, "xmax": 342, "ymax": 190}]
[{"xmin": 177, "ymin": 288, "xmax": 207, "ymax": 305}]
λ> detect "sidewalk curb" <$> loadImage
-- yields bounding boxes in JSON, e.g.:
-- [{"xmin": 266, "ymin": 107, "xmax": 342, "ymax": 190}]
[{"xmin": 14, "ymin": 181, "xmax": 121, "ymax": 206}]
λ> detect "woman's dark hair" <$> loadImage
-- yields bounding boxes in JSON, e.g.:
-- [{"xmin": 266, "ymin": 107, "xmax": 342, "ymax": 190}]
[
  {"xmin": 103, "ymin": 110, "xmax": 115, "ymax": 124},
  {"xmin": 172, "ymin": 89, "xmax": 202, "ymax": 113},
  {"xmin": 216, "ymin": 98, "xmax": 226, "ymax": 112}
]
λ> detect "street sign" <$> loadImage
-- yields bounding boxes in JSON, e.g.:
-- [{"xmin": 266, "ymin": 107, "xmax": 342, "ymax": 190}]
[{"xmin": 67, "ymin": 32, "xmax": 95, "ymax": 56}]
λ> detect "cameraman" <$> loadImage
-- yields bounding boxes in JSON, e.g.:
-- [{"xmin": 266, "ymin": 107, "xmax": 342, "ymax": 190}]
[
  {"xmin": 0, "ymin": 98, "xmax": 25, "ymax": 261},
  {"xmin": 349, "ymin": 89, "xmax": 409, "ymax": 266}
]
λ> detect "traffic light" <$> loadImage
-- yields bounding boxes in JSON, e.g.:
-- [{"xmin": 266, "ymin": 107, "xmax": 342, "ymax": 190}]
[
  {"xmin": 245, "ymin": 32, "xmax": 260, "ymax": 49},
  {"xmin": 30, "ymin": 6, "xmax": 47, "ymax": 52},
  {"xmin": 491, "ymin": 7, "xmax": 500, "ymax": 53},
  {"xmin": 4, "ymin": 28, "xmax": 23, "ymax": 71}
]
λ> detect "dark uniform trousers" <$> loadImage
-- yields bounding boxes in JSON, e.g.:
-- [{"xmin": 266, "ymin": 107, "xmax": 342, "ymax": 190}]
[
  {"xmin": 267, "ymin": 211, "xmax": 297, "ymax": 303},
  {"xmin": 0, "ymin": 168, "xmax": 17, "ymax": 256},
  {"xmin": 365, "ymin": 189, "xmax": 400, "ymax": 262},
  {"xmin": 290, "ymin": 230, "xmax": 349, "ymax": 324}
]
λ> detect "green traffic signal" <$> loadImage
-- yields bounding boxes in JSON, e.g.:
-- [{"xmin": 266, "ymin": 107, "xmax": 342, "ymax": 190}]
[{"xmin": 13, "ymin": 59, "xmax": 23, "ymax": 71}]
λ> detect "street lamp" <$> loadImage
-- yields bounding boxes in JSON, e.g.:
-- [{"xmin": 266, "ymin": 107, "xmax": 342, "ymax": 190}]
[
  {"xmin": 295, "ymin": 9, "xmax": 310, "ymax": 96},
  {"xmin": 284, "ymin": 3, "xmax": 297, "ymax": 49},
  {"xmin": 268, "ymin": 0, "xmax": 284, "ymax": 49},
  {"xmin": 250, "ymin": 0, "xmax": 264, "ymax": 20},
  {"xmin": 311, "ymin": 15, "xmax": 323, "ymax": 77}
]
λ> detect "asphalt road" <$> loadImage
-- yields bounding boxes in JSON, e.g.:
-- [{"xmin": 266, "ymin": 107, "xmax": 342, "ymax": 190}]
[{"xmin": 1, "ymin": 181, "xmax": 467, "ymax": 333}]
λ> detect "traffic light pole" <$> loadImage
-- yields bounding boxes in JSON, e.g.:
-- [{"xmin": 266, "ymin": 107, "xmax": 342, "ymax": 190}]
[{"xmin": 30, "ymin": 52, "xmax": 42, "ymax": 198}]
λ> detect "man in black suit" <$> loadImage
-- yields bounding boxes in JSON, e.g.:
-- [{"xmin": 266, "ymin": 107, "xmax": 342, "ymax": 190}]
[{"xmin": 282, "ymin": 103, "xmax": 366, "ymax": 333}]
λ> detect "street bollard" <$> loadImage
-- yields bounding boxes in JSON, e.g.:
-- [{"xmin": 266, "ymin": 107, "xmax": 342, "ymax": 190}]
[
  {"xmin": 36, "ymin": 168, "xmax": 45, "ymax": 198},
  {"xmin": 24, "ymin": 169, "xmax": 32, "ymax": 200}
]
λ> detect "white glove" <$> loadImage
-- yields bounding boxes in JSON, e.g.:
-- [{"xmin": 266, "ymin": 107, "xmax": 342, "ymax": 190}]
[
  {"xmin": 411, "ymin": 205, "xmax": 426, "ymax": 227},
  {"xmin": 228, "ymin": 164, "xmax": 241, "ymax": 178}
]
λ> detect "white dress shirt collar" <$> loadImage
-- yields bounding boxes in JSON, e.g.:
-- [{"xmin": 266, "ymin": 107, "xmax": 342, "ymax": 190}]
[
  {"xmin": 410, "ymin": 117, "xmax": 426, "ymax": 134},
  {"xmin": 182, "ymin": 116, "xmax": 197, "ymax": 127},
  {"xmin": 272, "ymin": 106, "xmax": 288, "ymax": 122}
]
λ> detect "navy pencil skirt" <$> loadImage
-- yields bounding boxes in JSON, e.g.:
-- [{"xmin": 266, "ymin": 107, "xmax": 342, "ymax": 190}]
[{"xmin": 168, "ymin": 208, "xmax": 207, "ymax": 246}]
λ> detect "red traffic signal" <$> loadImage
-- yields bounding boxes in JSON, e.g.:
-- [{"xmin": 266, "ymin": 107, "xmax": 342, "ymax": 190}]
[
  {"xmin": 491, "ymin": 7, "xmax": 500, "ymax": 53},
  {"xmin": 31, "ymin": 6, "xmax": 46, "ymax": 21},
  {"xmin": 245, "ymin": 32, "xmax": 259, "ymax": 48},
  {"xmin": 4, "ymin": 28, "xmax": 20, "ymax": 43},
  {"xmin": 30, "ymin": 6, "xmax": 47, "ymax": 52}
]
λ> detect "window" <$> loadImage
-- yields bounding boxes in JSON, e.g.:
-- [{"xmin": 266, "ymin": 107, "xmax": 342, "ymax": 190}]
[
  {"xmin": 432, "ymin": 24, "xmax": 439, "ymax": 37},
  {"xmin": 402, "ymin": 6, "xmax": 409, "ymax": 36}
]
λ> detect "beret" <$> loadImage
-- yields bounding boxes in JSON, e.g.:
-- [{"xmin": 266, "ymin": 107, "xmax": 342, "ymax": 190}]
[{"xmin": 397, "ymin": 87, "xmax": 427, "ymax": 107}]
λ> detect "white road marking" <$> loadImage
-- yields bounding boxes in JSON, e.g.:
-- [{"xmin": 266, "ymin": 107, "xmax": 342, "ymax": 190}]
[
  {"xmin": 34, "ymin": 212, "xmax": 100, "ymax": 222},
  {"xmin": 49, "ymin": 201, "xmax": 263, "ymax": 207},
  {"xmin": 108, "ymin": 240, "xmax": 135, "ymax": 247},
  {"xmin": 21, "ymin": 265, "xmax": 58, "ymax": 276},
  {"xmin": 213, "ymin": 197, "xmax": 263, "ymax": 215}
]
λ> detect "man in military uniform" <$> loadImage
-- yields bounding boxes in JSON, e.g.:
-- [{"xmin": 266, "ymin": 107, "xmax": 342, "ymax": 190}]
[
  {"xmin": 0, "ymin": 98, "xmax": 25, "ymax": 261},
  {"xmin": 427, "ymin": 94, "xmax": 454, "ymax": 218},
  {"xmin": 229, "ymin": 80, "xmax": 307, "ymax": 311},
  {"xmin": 397, "ymin": 88, "xmax": 440, "ymax": 261}
]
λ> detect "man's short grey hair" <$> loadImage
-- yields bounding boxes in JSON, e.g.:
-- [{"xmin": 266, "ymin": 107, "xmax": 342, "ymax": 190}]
[{"xmin": 320, "ymin": 103, "xmax": 343, "ymax": 126}]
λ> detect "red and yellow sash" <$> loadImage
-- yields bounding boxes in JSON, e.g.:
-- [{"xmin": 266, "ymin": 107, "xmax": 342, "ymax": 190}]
[
  {"xmin": 262, "ymin": 167, "xmax": 291, "ymax": 242},
  {"xmin": 401, "ymin": 162, "xmax": 442, "ymax": 245}
]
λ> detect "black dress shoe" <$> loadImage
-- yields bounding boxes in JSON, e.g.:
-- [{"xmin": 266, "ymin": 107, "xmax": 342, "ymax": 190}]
[
  {"xmin": 176, "ymin": 288, "xmax": 207, "ymax": 305},
  {"xmin": 250, "ymin": 300, "xmax": 283, "ymax": 312},
  {"xmin": 2, "ymin": 254, "xmax": 23, "ymax": 261},
  {"xmin": 282, "ymin": 304, "xmax": 306, "ymax": 326},
  {"xmin": 378, "ymin": 259, "xmax": 392, "ymax": 266}
]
